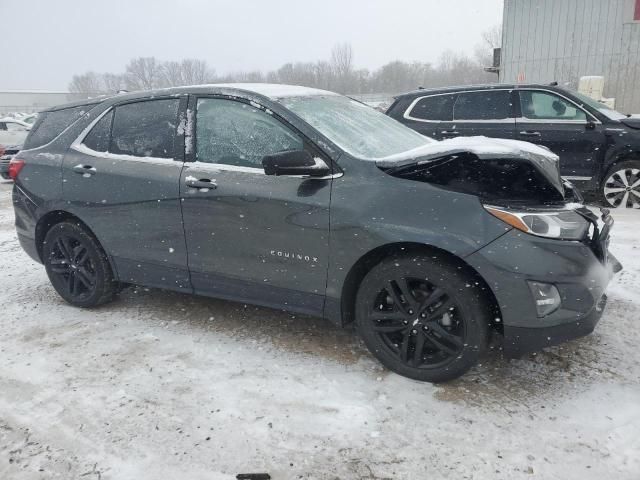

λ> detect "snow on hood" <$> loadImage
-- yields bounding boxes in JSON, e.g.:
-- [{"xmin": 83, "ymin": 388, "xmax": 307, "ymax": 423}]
[{"xmin": 376, "ymin": 136, "xmax": 564, "ymax": 196}]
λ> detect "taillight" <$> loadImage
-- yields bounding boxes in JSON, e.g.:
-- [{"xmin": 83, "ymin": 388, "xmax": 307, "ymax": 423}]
[{"xmin": 8, "ymin": 158, "xmax": 25, "ymax": 180}]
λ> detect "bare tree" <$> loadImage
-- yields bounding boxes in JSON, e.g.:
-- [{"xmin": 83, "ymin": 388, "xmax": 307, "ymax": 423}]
[
  {"xmin": 180, "ymin": 59, "xmax": 214, "ymax": 84},
  {"xmin": 67, "ymin": 28, "xmax": 500, "ymax": 97},
  {"xmin": 331, "ymin": 43, "xmax": 354, "ymax": 93},
  {"xmin": 102, "ymin": 73, "xmax": 126, "ymax": 93},
  {"xmin": 68, "ymin": 72, "xmax": 104, "ymax": 94},
  {"xmin": 125, "ymin": 57, "xmax": 162, "ymax": 91},
  {"xmin": 481, "ymin": 24, "xmax": 502, "ymax": 50},
  {"xmin": 160, "ymin": 60, "xmax": 184, "ymax": 87}
]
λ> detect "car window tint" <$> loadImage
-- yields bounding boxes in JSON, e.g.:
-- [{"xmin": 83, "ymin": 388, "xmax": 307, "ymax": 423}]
[
  {"xmin": 196, "ymin": 98, "xmax": 303, "ymax": 168},
  {"xmin": 23, "ymin": 105, "xmax": 90, "ymax": 149},
  {"xmin": 110, "ymin": 99, "xmax": 179, "ymax": 158},
  {"xmin": 409, "ymin": 95, "xmax": 455, "ymax": 121},
  {"xmin": 520, "ymin": 91, "xmax": 587, "ymax": 121},
  {"xmin": 453, "ymin": 91, "xmax": 512, "ymax": 121},
  {"xmin": 82, "ymin": 110, "xmax": 113, "ymax": 152}
]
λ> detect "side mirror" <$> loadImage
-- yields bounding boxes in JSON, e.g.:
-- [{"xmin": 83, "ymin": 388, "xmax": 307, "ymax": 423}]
[
  {"xmin": 586, "ymin": 120, "xmax": 596, "ymax": 130},
  {"xmin": 262, "ymin": 150, "xmax": 331, "ymax": 177}
]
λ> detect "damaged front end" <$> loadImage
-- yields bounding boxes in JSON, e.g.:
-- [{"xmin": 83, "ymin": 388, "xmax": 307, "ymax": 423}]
[
  {"xmin": 377, "ymin": 136, "xmax": 576, "ymax": 207},
  {"xmin": 378, "ymin": 135, "xmax": 621, "ymax": 272}
]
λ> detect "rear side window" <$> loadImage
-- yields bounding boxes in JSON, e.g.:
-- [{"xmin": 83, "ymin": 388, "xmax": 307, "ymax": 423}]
[
  {"xmin": 453, "ymin": 91, "xmax": 512, "ymax": 121},
  {"xmin": 408, "ymin": 95, "xmax": 455, "ymax": 121},
  {"xmin": 82, "ymin": 110, "xmax": 113, "ymax": 152},
  {"xmin": 110, "ymin": 99, "xmax": 179, "ymax": 158},
  {"xmin": 24, "ymin": 105, "xmax": 90, "ymax": 149}
]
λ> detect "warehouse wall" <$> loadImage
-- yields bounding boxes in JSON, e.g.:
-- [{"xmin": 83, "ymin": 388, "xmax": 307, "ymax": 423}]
[{"xmin": 500, "ymin": 0, "xmax": 640, "ymax": 113}]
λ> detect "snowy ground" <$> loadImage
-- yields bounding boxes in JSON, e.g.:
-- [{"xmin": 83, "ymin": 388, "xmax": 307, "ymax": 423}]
[{"xmin": 0, "ymin": 179, "xmax": 638, "ymax": 480}]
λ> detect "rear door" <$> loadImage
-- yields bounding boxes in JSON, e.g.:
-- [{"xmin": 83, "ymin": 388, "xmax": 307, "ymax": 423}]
[
  {"xmin": 63, "ymin": 97, "xmax": 191, "ymax": 291},
  {"xmin": 515, "ymin": 89, "xmax": 606, "ymax": 180},
  {"xmin": 451, "ymin": 90, "xmax": 517, "ymax": 139},
  {"xmin": 180, "ymin": 95, "xmax": 332, "ymax": 316}
]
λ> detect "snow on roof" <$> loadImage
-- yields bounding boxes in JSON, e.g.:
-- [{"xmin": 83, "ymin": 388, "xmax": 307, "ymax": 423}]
[{"xmin": 188, "ymin": 83, "xmax": 338, "ymax": 99}]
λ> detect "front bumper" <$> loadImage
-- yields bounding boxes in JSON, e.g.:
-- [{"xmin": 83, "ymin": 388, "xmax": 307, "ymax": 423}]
[{"xmin": 466, "ymin": 225, "xmax": 621, "ymax": 357}]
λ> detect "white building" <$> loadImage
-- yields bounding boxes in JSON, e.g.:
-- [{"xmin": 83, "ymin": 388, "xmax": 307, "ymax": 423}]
[{"xmin": 499, "ymin": 0, "xmax": 640, "ymax": 113}]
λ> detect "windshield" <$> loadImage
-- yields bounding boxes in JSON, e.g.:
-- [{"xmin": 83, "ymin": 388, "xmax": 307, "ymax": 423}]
[
  {"xmin": 280, "ymin": 95, "xmax": 433, "ymax": 159},
  {"xmin": 572, "ymin": 90, "xmax": 627, "ymax": 120}
]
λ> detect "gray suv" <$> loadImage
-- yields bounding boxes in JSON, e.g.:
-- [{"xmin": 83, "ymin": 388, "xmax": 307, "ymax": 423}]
[{"xmin": 11, "ymin": 84, "xmax": 621, "ymax": 382}]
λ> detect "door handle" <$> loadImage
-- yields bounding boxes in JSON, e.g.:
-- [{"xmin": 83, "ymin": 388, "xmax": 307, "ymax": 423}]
[
  {"xmin": 440, "ymin": 130, "xmax": 460, "ymax": 136},
  {"xmin": 519, "ymin": 131, "xmax": 541, "ymax": 137},
  {"xmin": 72, "ymin": 164, "xmax": 97, "ymax": 176},
  {"xmin": 185, "ymin": 177, "xmax": 217, "ymax": 190}
]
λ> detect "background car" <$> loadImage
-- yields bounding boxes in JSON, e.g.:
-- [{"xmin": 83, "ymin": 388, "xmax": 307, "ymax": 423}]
[
  {"xmin": 0, "ymin": 117, "xmax": 31, "ymax": 145},
  {"xmin": 387, "ymin": 83, "xmax": 640, "ymax": 208},
  {"xmin": 0, "ymin": 118, "xmax": 31, "ymax": 180}
]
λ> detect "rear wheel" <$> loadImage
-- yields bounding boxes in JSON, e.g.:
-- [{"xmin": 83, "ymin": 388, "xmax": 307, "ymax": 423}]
[
  {"xmin": 601, "ymin": 160, "xmax": 640, "ymax": 208},
  {"xmin": 356, "ymin": 253, "xmax": 491, "ymax": 382},
  {"xmin": 43, "ymin": 222, "xmax": 118, "ymax": 307}
]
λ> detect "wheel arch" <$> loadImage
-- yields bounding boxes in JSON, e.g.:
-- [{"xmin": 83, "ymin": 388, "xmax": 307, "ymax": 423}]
[
  {"xmin": 601, "ymin": 150, "xmax": 640, "ymax": 181},
  {"xmin": 339, "ymin": 242, "xmax": 502, "ymax": 332},
  {"xmin": 34, "ymin": 210, "xmax": 118, "ymax": 276}
]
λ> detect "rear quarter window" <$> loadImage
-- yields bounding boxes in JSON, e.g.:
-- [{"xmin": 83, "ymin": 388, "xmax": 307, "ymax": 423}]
[
  {"xmin": 24, "ymin": 105, "xmax": 92, "ymax": 149},
  {"xmin": 408, "ymin": 95, "xmax": 456, "ymax": 121}
]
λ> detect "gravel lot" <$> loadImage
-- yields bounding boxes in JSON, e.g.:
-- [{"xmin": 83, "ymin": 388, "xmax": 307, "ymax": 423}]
[{"xmin": 0, "ymin": 180, "xmax": 639, "ymax": 480}]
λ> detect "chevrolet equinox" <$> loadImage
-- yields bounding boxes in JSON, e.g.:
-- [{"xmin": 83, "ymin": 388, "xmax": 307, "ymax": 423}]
[{"xmin": 11, "ymin": 84, "xmax": 621, "ymax": 382}]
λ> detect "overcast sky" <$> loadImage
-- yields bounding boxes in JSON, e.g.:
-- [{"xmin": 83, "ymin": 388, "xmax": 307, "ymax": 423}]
[{"xmin": 2, "ymin": 0, "xmax": 503, "ymax": 91}]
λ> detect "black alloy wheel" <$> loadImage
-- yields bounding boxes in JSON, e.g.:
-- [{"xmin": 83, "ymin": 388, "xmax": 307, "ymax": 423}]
[
  {"xmin": 356, "ymin": 253, "xmax": 490, "ymax": 382},
  {"xmin": 43, "ymin": 222, "xmax": 118, "ymax": 307}
]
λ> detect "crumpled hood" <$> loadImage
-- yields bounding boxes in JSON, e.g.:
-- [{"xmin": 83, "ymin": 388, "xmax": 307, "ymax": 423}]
[{"xmin": 376, "ymin": 136, "xmax": 564, "ymax": 196}]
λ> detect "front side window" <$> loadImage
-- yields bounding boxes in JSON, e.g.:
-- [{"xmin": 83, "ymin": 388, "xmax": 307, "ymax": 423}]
[
  {"xmin": 110, "ymin": 99, "xmax": 179, "ymax": 158},
  {"xmin": 454, "ymin": 91, "xmax": 512, "ymax": 121},
  {"xmin": 195, "ymin": 98, "xmax": 303, "ymax": 168},
  {"xmin": 409, "ymin": 94, "xmax": 455, "ymax": 121},
  {"xmin": 520, "ymin": 91, "xmax": 587, "ymax": 121}
]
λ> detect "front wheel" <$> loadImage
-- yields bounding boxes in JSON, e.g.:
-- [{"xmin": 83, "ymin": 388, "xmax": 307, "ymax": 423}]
[
  {"xmin": 601, "ymin": 161, "xmax": 640, "ymax": 208},
  {"xmin": 356, "ymin": 253, "xmax": 491, "ymax": 382},
  {"xmin": 43, "ymin": 222, "xmax": 118, "ymax": 307}
]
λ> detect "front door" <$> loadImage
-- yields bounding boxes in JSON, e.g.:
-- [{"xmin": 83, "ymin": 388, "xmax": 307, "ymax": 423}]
[
  {"xmin": 180, "ymin": 96, "xmax": 332, "ymax": 315},
  {"xmin": 63, "ymin": 97, "xmax": 191, "ymax": 290},
  {"xmin": 515, "ymin": 89, "xmax": 606, "ymax": 180}
]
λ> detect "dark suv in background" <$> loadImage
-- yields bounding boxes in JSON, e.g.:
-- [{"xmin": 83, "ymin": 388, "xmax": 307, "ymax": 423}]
[
  {"xmin": 387, "ymin": 84, "xmax": 640, "ymax": 208},
  {"xmin": 10, "ymin": 84, "xmax": 620, "ymax": 382}
]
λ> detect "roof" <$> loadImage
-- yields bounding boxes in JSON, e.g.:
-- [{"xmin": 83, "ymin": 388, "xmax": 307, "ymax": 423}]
[
  {"xmin": 396, "ymin": 83, "xmax": 568, "ymax": 98},
  {"xmin": 43, "ymin": 83, "xmax": 338, "ymax": 112}
]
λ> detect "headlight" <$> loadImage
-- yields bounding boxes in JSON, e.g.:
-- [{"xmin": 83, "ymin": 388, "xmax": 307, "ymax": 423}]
[{"xmin": 485, "ymin": 206, "xmax": 589, "ymax": 240}]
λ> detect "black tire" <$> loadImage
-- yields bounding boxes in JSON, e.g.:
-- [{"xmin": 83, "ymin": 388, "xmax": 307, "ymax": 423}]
[
  {"xmin": 356, "ymin": 253, "xmax": 491, "ymax": 383},
  {"xmin": 601, "ymin": 160, "xmax": 640, "ymax": 209},
  {"xmin": 42, "ymin": 221, "xmax": 118, "ymax": 307}
]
